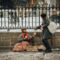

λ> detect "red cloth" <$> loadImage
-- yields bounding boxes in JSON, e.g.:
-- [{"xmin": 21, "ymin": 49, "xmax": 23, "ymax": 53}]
[
  {"xmin": 22, "ymin": 33, "xmax": 28, "ymax": 38},
  {"xmin": 13, "ymin": 42, "xmax": 29, "ymax": 52},
  {"xmin": 13, "ymin": 33, "xmax": 30, "ymax": 52}
]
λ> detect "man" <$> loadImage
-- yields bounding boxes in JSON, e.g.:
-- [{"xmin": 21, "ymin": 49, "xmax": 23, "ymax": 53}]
[
  {"xmin": 13, "ymin": 28, "xmax": 35, "ymax": 52},
  {"xmin": 36, "ymin": 13, "xmax": 52, "ymax": 53},
  {"xmin": 18, "ymin": 28, "xmax": 35, "ymax": 45},
  {"xmin": 18, "ymin": 28, "xmax": 30, "ymax": 42}
]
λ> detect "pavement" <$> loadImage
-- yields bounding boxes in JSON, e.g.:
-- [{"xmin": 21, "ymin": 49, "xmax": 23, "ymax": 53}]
[{"xmin": 0, "ymin": 51, "xmax": 60, "ymax": 60}]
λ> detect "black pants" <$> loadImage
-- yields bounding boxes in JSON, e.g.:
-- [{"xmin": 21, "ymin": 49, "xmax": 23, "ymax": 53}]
[
  {"xmin": 29, "ymin": 37, "xmax": 35, "ymax": 46},
  {"xmin": 42, "ymin": 38, "xmax": 51, "ymax": 50}
]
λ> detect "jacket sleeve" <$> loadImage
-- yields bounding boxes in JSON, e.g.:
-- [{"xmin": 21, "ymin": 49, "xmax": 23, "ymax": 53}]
[
  {"xmin": 43, "ymin": 19, "xmax": 49, "ymax": 27},
  {"xmin": 17, "ymin": 34, "xmax": 24, "ymax": 42}
]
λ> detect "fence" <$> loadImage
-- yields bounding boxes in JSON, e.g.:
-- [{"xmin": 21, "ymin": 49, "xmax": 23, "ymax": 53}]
[
  {"xmin": 0, "ymin": 4, "xmax": 60, "ymax": 50},
  {"xmin": 0, "ymin": 4, "xmax": 60, "ymax": 30}
]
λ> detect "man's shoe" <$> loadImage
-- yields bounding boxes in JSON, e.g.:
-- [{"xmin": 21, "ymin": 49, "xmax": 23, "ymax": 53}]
[
  {"xmin": 45, "ymin": 49, "xmax": 52, "ymax": 53},
  {"xmin": 38, "ymin": 49, "xmax": 44, "ymax": 52}
]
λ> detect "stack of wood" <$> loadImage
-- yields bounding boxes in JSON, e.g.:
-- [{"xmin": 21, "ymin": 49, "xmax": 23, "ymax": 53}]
[
  {"xmin": 12, "ymin": 42, "xmax": 46, "ymax": 52},
  {"xmin": 26, "ymin": 45, "xmax": 46, "ymax": 52},
  {"xmin": 26, "ymin": 45, "xmax": 38, "ymax": 52}
]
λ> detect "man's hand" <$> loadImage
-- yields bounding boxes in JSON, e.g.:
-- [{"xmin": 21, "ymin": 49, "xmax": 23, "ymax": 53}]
[
  {"xmin": 25, "ymin": 36, "xmax": 28, "ymax": 39},
  {"xmin": 33, "ymin": 32, "xmax": 36, "ymax": 36},
  {"xmin": 23, "ymin": 36, "xmax": 28, "ymax": 40},
  {"xmin": 35, "ymin": 26, "xmax": 41, "ymax": 30}
]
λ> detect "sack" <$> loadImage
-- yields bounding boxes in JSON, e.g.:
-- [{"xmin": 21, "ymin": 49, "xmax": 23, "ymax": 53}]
[
  {"xmin": 48, "ymin": 20, "xmax": 57, "ymax": 34},
  {"xmin": 12, "ymin": 43, "xmax": 23, "ymax": 52},
  {"xmin": 13, "ymin": 42, "xmax": 29, "ymax": 52}
]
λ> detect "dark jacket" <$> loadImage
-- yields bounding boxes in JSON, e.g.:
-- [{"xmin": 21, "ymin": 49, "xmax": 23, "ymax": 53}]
[
  {"xmin": 36, "ymin": 18, "xmax": 52, "ymax": 39},
  {"xmin": 42, "ymin": 18, "xmax": 52, "ymax": 39},
  {"xmin": 17, "ymin": 33, "xmax": 31, "ymax": 42}
]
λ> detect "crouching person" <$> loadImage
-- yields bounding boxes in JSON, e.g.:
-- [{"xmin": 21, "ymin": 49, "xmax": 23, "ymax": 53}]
[{"xmin": 13, "ymin": 28, "xmax": 34, "ymax": 52}]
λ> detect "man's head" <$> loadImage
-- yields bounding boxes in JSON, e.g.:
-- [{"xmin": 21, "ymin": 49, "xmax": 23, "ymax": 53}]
[
  {"xmin": 21, "ymin": 28, "xmax": 27, "ymax": 33},
  {"xmin": 41, "ymin": 13, "xmax": 46, "ymax": 19}
]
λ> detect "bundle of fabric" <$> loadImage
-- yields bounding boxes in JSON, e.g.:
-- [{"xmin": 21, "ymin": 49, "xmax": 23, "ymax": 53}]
[
  {"xmin": 26, "ymin": 45, "xmax": 38, "ymax": 52},
  {"xmin": 12, "ymin": 41, "xmax": 29, "ymax": 52}
]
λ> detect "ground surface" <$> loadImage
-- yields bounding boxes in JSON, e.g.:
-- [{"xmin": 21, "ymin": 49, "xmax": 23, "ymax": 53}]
[{"xmin": 0, "ymin": 51, "xmax": 60, "ymax": 60}]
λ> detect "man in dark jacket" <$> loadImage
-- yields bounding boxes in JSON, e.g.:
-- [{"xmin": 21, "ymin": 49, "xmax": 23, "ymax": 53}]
[
  {"xmin": 36, "ymin": 13, "xmax": 52, "ymax": 53},
  {"xmin": 18, "ymin": 28, "xmax": 35, "ymax": 45}
]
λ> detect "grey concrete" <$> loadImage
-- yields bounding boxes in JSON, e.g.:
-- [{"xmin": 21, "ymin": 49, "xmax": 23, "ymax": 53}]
[{"xmin": 0, "ymin": 52, "xmax": 60, "ymax": 60}]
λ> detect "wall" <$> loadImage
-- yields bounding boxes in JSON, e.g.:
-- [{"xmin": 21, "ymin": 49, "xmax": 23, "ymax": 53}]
[{"xmin": 0, "ymin": 32, "xmax": 60, "ymax": 50}]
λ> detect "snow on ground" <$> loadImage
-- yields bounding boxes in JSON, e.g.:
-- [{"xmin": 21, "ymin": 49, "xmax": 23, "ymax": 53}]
[{"xmin": 0, "ymin": 52, "xmax": 60, "ymax": 60}]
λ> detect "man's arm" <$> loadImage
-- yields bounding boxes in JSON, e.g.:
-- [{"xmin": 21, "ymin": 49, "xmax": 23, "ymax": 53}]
[
  {"xmin": 42, "ymin": 19, "xmax": 49, "ymax": 28},
  {"xmin": 17, "ymin": 34, "xmax": 24, "ymax": 42}
]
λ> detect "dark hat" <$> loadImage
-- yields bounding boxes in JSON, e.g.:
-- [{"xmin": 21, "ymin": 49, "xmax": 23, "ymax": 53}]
[
  {"xmin": 41, "ymin": 13, "xmax": 46, "ymax": 18},
  {"xmin": 21, "ymin": 28, "xmax": 26, "ymax": 30}
]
